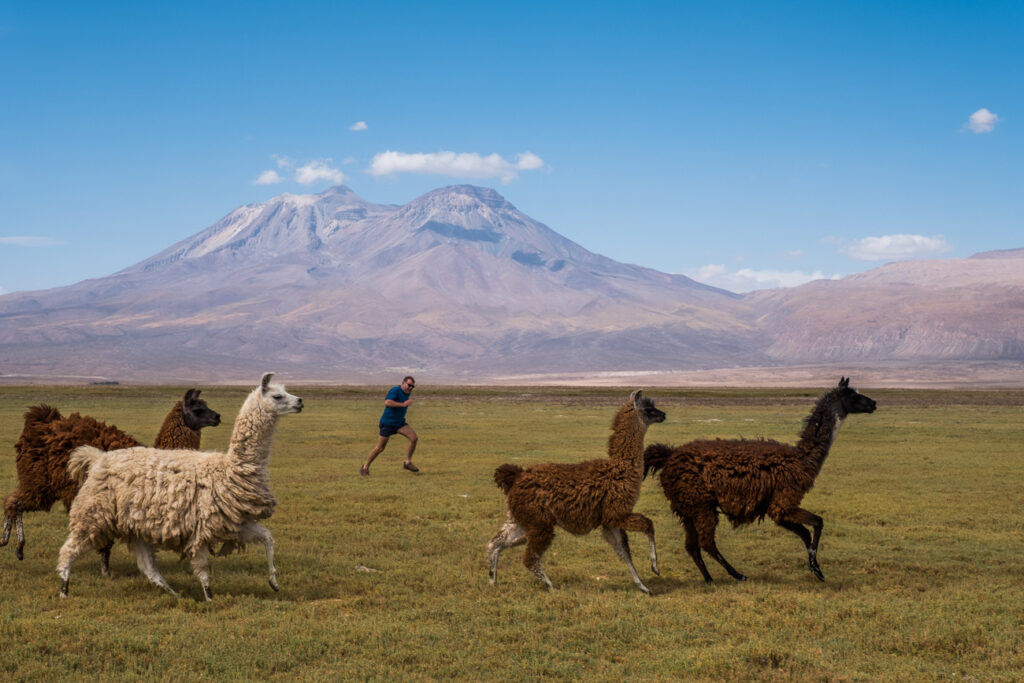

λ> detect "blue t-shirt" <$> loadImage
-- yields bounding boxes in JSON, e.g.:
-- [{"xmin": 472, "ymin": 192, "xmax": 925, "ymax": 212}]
[{"xmin": 379, "ymin": 385, "xmax": 410, "ymax": 426}]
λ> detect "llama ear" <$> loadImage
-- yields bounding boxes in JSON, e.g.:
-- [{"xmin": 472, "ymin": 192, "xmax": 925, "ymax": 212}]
[
  {"xmin": 183, "ymin": 388, "xmax": 198, "ymax": 404},
  {"xmin": 839, "ymin": 377, "xmax": 849, "ymax": 388},
  {"xmin": 630, "ymin": 389, "xmax": 643, "ymax": 405},
  {"xmin": 260, "ymin": 372, "xmax": 275, "ymax": 392}
]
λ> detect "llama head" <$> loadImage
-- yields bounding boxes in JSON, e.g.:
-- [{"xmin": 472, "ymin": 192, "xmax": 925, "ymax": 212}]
[
  {"xmin": 630, "ymin": 389, "xmax": 666, "ymax": 427},
  {"xmin": 835, "ymin": 377, "xmax": 876, "ymax": 416},
  {"xmin": 181, "ymin": 388, "xmax": 221, "ymax": 431},
  {"xmin": 258, "ymin": 372, "xmax": 304, "ymax": 415}
]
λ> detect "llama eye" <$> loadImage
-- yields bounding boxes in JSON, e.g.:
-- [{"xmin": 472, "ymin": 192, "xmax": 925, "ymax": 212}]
[{"xmin": 273, "ymin": 394, "xmax": 282, "ymax": 400}]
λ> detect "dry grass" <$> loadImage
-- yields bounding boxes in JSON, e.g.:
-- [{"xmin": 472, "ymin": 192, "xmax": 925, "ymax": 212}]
[{"xmin": 0, "ymin": 384, "xmax": 1022, "ymax": 680}]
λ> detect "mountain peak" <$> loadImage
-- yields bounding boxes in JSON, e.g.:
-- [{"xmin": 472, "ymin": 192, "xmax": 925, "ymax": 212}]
[{"xmin": 413, "ymin": 185, "xmax": 514, "ymax": 211}]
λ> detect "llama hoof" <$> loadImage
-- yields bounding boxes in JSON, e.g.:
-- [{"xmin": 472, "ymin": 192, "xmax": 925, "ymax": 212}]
[
  {"xmin": 808, "ymin": 556, "xmax": 825, "ymax": 581},
  {"xmin": 16, "ymin": 547, "xmax": 24, "ymax": 561},
  {"xmin": 203, "ymin": 586, "xmax": 213, "ymax": 601},
  {"xmin": 269, "ymin": 577, "xmax": 280, "ymax": 592},
  {"xmin": 60, "ymin": 580, "xmax": 69, "ymax": 598}
]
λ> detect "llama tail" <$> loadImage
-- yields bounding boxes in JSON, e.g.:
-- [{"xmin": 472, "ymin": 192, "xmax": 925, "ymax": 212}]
[
  {"xmin": 67, "ymin": 445, "xmax": 104, "ymax": 484},
  {"xmin": 643, "ymin": 443, "xmax": 674, "ymax": 479},
  {"xmin": 23, "ymin": 404, "xmax": 62, "ymax": 426},
  {"xmin": 493, "ymin": 463, "xmax": 524, "ymax": 494}
]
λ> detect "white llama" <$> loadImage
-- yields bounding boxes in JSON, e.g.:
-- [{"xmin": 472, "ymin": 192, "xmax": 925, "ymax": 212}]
[{"xmin": 57, "ymin": 372, "xmax": 303, "ymax": 601}]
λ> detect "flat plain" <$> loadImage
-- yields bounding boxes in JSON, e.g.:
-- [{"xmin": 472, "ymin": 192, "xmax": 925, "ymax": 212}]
[{"xmin": 0, "ymin": 383, "xmax": 1021, "ymax": 680}]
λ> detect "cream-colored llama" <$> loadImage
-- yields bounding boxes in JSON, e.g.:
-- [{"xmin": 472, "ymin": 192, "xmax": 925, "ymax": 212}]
[{"xmin": 57, "ymin": 373, "xmax": 302, "ymax": 601}]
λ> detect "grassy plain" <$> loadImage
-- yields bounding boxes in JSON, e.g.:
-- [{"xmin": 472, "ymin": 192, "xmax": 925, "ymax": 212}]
[{"xmin": 0, "ymin": 383, "xmax": 1021, "ymax": 681}]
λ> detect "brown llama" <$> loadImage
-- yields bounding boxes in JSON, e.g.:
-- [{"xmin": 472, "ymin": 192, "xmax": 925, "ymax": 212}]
[
  {"xmin": 1, "ymin": 389, "xmax": 220, "ymax": 568},
  {"xmin": 643, "ymin": 377, "xmax": 876, "ymax": 583},
  {"xmin": 487, "ymin": 390, "xmax": 666, "ymax": 594}
]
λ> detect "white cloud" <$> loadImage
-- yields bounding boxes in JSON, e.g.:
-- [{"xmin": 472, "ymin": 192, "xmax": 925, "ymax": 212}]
[
  {"xmin": 837, "ymin": 234, "xmax": 952, "ymax": 261},
  {"xmin": 350, "ymin": 121, "xmax": 368, "ymax": 131},
  {"xmin": 367, "ymin": 150, "xmax": 547, "ymax": 184},
  {"xmin": 682, "ymin": 264, "xmax": 840, "ymax": 293},
  {"xmin": 0, "ymin": 236, "xmax": 65, "ymax": 247},
  {"xmin": 514, "ymin": 151, "xmax": 545, "ymax": 170},
  {"xmin": 965, "ymin": 108, "xmax": 999, "ymax": 133},
  {"xmin": 295, "ymin": 160, "xmax": 346, "ymax": 185},
  {"xmin": 253, "ymin": 169, "xmax": 285, "ymax": 185},
  {"xmin": 272, "ymin": 154, "xmax": 295, "ymax": 169}
]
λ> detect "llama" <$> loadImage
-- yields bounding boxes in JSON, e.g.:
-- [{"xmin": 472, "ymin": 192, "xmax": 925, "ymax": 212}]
[
  {"xmin": 57, "ymin": 372, "xmax": 302, "ymax": 601},
  {"xmin": 0, "ymin": 388, "xmax": 221, "ymax": 566},
  {"xmin": 487, "ymin": 390, "xmax": 666, "ymax": 594},
  {"xmin": 643, "ymin": 377, "xmax": 876, "ymax": 583}
]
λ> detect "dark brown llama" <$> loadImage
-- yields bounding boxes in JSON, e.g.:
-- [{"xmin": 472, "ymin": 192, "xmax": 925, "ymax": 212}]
[
  {"xmin": 644, "ymin": 377, "xmax": 876, "ymax": 583},
  {"xmin": 1, "ymin": 389, "xmax": 220, "ymax": 566},
  {"xmin": 487, "ymin": 390, "xmax": 666, "ymax": 594}
]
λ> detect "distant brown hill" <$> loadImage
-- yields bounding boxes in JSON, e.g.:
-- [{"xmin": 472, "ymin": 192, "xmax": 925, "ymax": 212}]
[
  {"xmin": 750, "ymin": 250, "xmax": 1024, "ymax": 364},
  {"xmin": 0, "ymin": 185, "xmax": 1021, "ymax": 384}
]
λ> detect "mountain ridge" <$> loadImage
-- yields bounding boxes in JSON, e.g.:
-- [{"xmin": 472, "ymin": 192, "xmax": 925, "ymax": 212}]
[{"xmin": 1, "ymin": 185, "xmax": 1021, "ymax": 384}]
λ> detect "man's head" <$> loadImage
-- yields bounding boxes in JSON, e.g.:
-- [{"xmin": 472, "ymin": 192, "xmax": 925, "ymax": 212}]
[{"xmin": 402, "ymin": 376, "xmax": 416, "ymax": 392}]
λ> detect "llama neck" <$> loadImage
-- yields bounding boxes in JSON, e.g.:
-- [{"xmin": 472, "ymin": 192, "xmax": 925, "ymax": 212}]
[
  {"xmin": 154, "ymin": 401, "xmax": 200, "ymax": 450},
  {"xmin": 796, "ymin": 391, "xmax": 844, "ymax": 469},
  {"xmin": 608, "ymin": 407, "xmax": 645, "ymax": 467},
  {"xmin": 226, "ymin": 391, "xmax": 278, "ymax": 467}
]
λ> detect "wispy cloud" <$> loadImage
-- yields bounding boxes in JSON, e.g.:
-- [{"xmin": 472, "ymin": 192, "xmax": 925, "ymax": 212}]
[
  {"xmin": 350, "ymin": 121, "xmax": 368, "ymax": 131},
  {"xmin": 272, "ymin": 154, "xmax": 295, "ymax": 169},
  {"xmin": 253, "ymin": 169, "xmax": 285, "ymax": 185},
  {"xmin": 682, "ymin": 264, "xmax": 840, "ymax": 293},
  {"xmin": 964, "ymin": 108, "xmax": 1000, "ymax": 133},
  {"xmin": 835, "ymin": 234, "xmax": 951, "ymax": 261},
  {"xmin": 367, "ymin": 150, "xmax": 548, "ymax": 184},
  {"xmin": 0, "ymin": 236, "xmax": 65, "ymax": 247},
  {"xmin": 253, "ymin": 156, "xmax": 346, "ymax": 186},
  {"xmin": 295, "ymin": 160, "xmax": 346, "ymax": 185}
]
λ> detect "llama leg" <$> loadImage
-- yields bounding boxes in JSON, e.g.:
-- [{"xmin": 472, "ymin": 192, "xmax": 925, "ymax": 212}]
[
  {"xmin": 14, "ymin": 514, "xmax": 25, "ymax": 560},
  {"xmin": 608, "ymin": 513, "xmax": 660, "ymax": 576},
  {"xmin": 56, "ymin": 532, "xmax": 93, "ymax": 598},
  {"xmin": 777, "ymin": 508, "xmax": 825, "ymax": 581},
  {"xmin": 522, "ymin": 526, "xmax": 556, "ymax": 591},
  {"xmin": 486, "ymin": 517, "xmax": 526, "ymax": 585},
  {"xmin": 189, "ymin": 545, "xmax": 213, "ymax": 601},
  {"xmin": 681, "ymin": 518, "xmax": 714, "ymax": 582},
  {"xmin": 1, "ymin": 494, "xmax": 17, "ymax": 549},
  {"xmin": 0, "ymin": 512, "xmax": 11, "ymax": 547},
  {"xmin": 695, "ymin": 509, "xmax": 746, "ymax": 581},
  {"xmin": 131, "ymin": 539, "xmax": 178, "ymax": 596},
  {"xmin": 239, "ymin": 521, "xmax": 279, "ymax": 592},
  {"xmin": 600, "ymin": 526, "xmax": 652, "ymax": 595},
  {"xmin": 99, "ymin": 542, "xmax": 113, "ymax": 577}
]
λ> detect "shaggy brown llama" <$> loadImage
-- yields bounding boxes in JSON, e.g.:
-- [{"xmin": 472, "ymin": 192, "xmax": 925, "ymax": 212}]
[
  {"xmin": 487, "ymin": 390, "xmax": 666, "ymax": 594},
  {"xmin": 643, "ymin": 377, "xmax": 876, "ymax": 583},
  {"xmin": 1, "ymin": 389, "xmax": 220, "ymax": 566}
]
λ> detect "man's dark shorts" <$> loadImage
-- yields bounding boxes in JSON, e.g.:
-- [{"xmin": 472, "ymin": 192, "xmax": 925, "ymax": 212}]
[{"xmin": 379, "ymin": 422, "xmax": 408, "ymax": 437}]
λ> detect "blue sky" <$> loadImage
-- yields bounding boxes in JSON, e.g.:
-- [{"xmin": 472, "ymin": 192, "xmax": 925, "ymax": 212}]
[{"xmin": 1, "ymin": 1, "xmax": 1020, "ymax": 295}]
